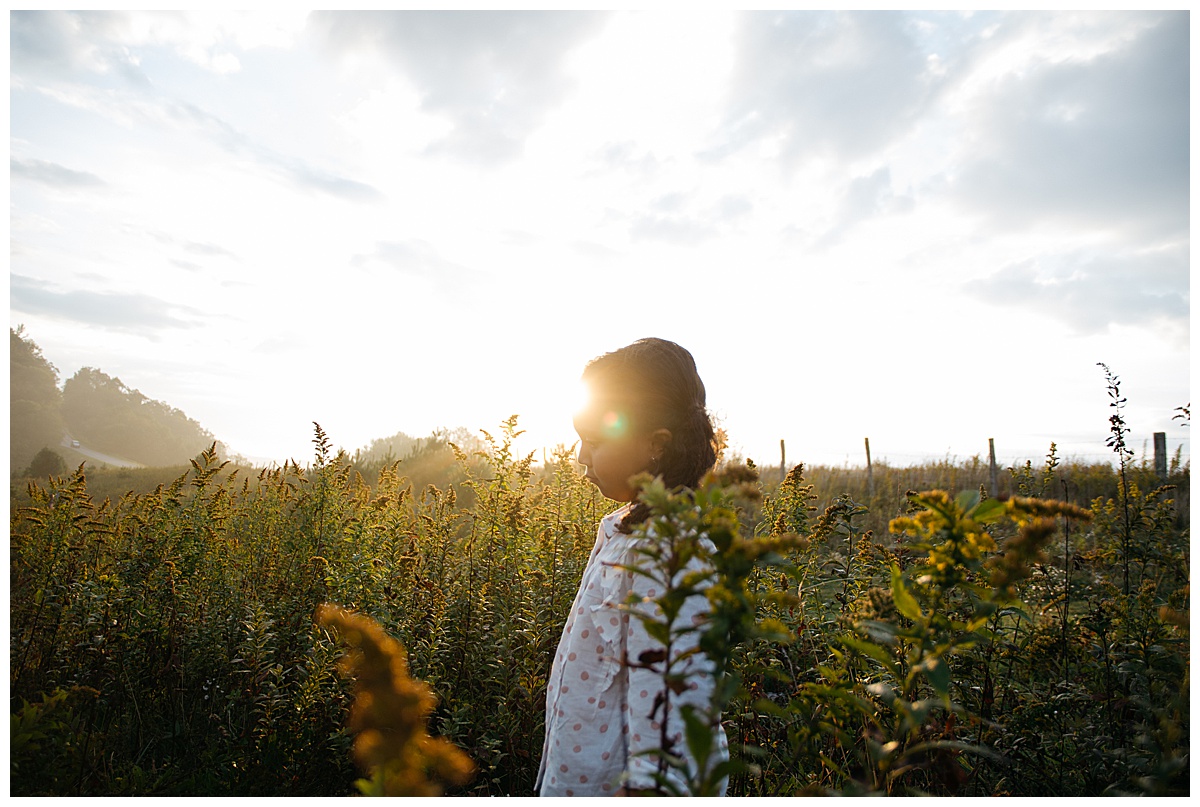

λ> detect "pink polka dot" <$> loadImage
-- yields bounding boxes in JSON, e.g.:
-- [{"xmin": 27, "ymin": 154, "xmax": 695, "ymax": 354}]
[
  {"xmin": 610, "ymin": 617, "xmax": 619, "ymax": 626},
  {"xmin": 573, "ymin": 723, "xmax": 582, "ymax": 731},
  {"xmin": 602, "ymin": 783, "xmax": 612, "ymax": 792},
  {"xmin": 648, "ymin": 588, "xmax": 657, "ymax": 597},
  {"xmin": 587, "ymin": 583, "xmax": 594, "ymax": 590},
  {"xmin": 600, "ymin": 723, "xmax": 609, "ymax": 733},
  {"xmin": 598, "ymin": 700, "xmax": 606, "ymax": 709},
  {"xmin": 573, "ymin": 745, "xmax": 582, "ymax": 753},
  {"xmin": 640, "ymin": 690, "xmax": 649, "ymax": 698},
  {"xmin": 601, "ymin": 751, "xmax": 610, "ymax": 760},
  {"xmin": 633, "ymin": 733, "xmax": 641, "ymax": 742},
  {"xmin": 580, "ymin": 775, "xmax": 589, "ymax": 784},
  {"xmin": 588, "ymin": 696, "xmax": 596, "ymax": 704},
  {"xmin": 651, "ymin": 720, "xmax": 660, "ymax": 730},
  {"xmin": 578, "ymin": 607, "xmax": 584, "ymax": 614},
  {"xmin": 566, "ymin": 790, "xmax": 574, "ymax": 797},
  {"xmin": 596, "ymin": 645, "xmax": 605, "ymax": 654},
  {"xmin": 689, "ymin": 682, "xmax": 699, "ymax": 691},
  {"xmin": 552, "ymin": 776, "xmax": 557, "ymax": 785},
  {"xmin": 581, "ymin": 629, "xmax": 589, "ymax": 638},
  {"xmin": 561, "ymin": 685, "xmax": 569, "ymax": 694},
  {"xmin": 568, "ymin": 652, "xmax": 577, "ymax": 661},
  {"xmin": 560, "ymin": 764, "xmax": 569, "ymax": 773},
  {"xmin": 580, "ymin": 671, "xmax": 589, "ymax": 681}
]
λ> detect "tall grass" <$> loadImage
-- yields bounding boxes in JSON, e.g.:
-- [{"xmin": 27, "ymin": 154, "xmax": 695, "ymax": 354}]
[{"xmin": 10, "ymin": 417, "xmax": 1189, "ymax": 796}]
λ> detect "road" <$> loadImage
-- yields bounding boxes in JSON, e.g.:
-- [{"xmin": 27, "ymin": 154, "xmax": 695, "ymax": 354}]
[{"xmin": 60, "ymin": 435, "xmax": 146, "ymax": 469}]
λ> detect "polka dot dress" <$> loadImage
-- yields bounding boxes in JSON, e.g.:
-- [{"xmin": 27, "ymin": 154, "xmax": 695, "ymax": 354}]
[{"xmin": 535, "ymin": 504, "xmax": 729, "ymax": 796}]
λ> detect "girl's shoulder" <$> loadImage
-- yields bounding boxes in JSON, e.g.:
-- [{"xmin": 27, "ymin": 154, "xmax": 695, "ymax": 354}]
[{"xmin": 600, "ymin": 503, "xmax": 634, "ymax": 537}]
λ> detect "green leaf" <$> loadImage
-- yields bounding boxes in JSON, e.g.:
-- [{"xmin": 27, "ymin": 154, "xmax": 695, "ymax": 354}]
[
  {"xmin": 955, "ymin": 490, "xmax": 981, "ymax": 512},
  {"xmin": 920, "ymin": 655, "xmax": 951, "ymax": 699},
  {"xmin": 969, "ymin": 497, "xmax": 1006, "ymax": 523},
  {"xmin": 839, "ymin": 634, "xmax": 896, "ymax": 669},
  {"xmin": 891, "ymin": 564, "xmax": 922, "ymax": 621},
  {"xmin": 681, "ymin": 705, "xmax": 713, "ymax": 764}
]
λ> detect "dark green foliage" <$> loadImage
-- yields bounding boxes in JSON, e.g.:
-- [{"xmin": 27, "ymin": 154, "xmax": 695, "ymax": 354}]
[
  {"xmin": 10, "ymin": 326, "xmax": 66, "ymax": 472},
  {"xmin": 26, "ymin": 446, "xmax": 67, "ymax": 479}
]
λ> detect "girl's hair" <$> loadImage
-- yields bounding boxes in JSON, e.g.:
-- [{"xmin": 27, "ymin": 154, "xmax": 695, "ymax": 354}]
[{"xmin": 581, "ymin": 337, "xmax": 718, "ymax": 530}]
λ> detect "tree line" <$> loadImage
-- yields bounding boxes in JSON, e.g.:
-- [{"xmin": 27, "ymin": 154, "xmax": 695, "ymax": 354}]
[{"xmin": 10, "ymin": 328, "xmax": 223, "ymax": 474}]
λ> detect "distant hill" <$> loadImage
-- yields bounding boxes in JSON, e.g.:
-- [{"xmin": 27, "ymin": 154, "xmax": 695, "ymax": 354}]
[
  {"xmin": 10, "ymin": 328, "xmax": 224, "ymax": 472},
  {"xmin": 11, "ymin": 328, "xmax": 487, "ymax": 477}
]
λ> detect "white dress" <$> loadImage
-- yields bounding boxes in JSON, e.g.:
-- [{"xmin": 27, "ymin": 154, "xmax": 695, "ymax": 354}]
[{"xmin": 536, "ymin": 504, "xmax": 729, "ymax": 796}]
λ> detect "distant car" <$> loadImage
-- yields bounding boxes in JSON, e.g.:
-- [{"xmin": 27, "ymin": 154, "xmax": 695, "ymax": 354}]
[{"xmin": 71, "ymin": 440, "xmax": 80, "ymax": 447}]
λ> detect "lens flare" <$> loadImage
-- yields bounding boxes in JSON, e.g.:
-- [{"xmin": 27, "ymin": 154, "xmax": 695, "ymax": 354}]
[{"xmin": 601, "ymin": 410, "xmax": 626, "ymax": 438}]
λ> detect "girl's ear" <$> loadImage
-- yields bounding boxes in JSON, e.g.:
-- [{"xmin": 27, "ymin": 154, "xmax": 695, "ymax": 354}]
[{"xmin": 648, "ymin": 428, "xmax": 672, "ymax": 457}]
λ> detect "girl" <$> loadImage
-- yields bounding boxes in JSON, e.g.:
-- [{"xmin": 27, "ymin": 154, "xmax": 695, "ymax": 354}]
[{"xmin": 536, "ymin": 338, "xmax": 729, "ymax": 797}]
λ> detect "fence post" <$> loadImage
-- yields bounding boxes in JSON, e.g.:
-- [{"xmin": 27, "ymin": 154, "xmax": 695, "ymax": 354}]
[
  {"xmin": 1154, "ymin": 432, "xmax": 1167, "ymax": 477},
  {"xmin": 780, "ymin": 439, "xmax": 786, "ymax": 484},
  {"xmin": 988, "ymin": 438, "xmax": 998, "ymax": 496},
  {"xmin": 865, "ymin": 437, "xmax": 874, "ymax": 498}
]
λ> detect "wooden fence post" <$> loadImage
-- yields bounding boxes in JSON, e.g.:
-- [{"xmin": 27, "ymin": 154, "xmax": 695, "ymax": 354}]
[
  {"xmin": 865, "ymin": 437, "xmax": 874, "ymax": 498},
  {"xmin": 780, "ymin": 439, "xmax": 786, "ymax": 484},
  {"xmin": 1154, "ymin": 432, "xmax": 1167, "ymax": 477},
  {"xmin": 988, "ymin": 438, "xmax": 998, "ymax": 496}
]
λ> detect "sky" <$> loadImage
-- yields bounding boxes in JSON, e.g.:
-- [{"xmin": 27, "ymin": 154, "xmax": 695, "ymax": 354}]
[{"xmin": 8, "ymin": 10, "xmax": 1191, "ymax": 470}]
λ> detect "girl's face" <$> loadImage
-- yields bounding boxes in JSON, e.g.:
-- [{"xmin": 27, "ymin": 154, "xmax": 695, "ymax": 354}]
[{"xmin": 573, "ymin": 407, "xmax": 667, "ymax": 503}]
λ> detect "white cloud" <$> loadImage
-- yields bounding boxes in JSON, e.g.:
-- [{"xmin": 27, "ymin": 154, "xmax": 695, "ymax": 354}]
[
  {"xmin": 309, "ymin": 11, "xmax": 610, "ymax": 166},
  {"xmin": 966, "ymin": 245, "xmax": 1189, "ymax": 340},
  {"xmin": 943, "ymin": 12, "xmax": 1187, "ymax": 240},
  {"xmin": 709, "ymin": 11, "xmax": 935, "ymax": 166}
]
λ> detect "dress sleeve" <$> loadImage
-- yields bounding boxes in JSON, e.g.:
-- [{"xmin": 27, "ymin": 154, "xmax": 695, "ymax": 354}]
[{"xmin": 622, "ymin": 542, "xmax": 718, "ymax": 794}]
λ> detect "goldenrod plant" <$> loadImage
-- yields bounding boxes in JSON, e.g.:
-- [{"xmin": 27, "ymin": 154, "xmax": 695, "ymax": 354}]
[{"xmin": 317, "ymin": 604, "xmax": 474, "ymax": 796}]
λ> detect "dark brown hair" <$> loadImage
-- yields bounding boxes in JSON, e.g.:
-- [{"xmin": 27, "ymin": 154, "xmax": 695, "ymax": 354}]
[{"xmin": 581, "ymin": 337, "xmax": 718, "ymax": 530}]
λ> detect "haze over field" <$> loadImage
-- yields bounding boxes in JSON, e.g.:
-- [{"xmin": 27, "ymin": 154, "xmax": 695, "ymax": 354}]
[{"xmin": 9, "ymin": 10, "xmax": 1190, "ymax": 468}]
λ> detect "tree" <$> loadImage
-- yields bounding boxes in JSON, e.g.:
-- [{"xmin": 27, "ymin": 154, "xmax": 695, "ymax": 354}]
[
  {"xmin": 62, "ymin": 366, "xmax": 218, "ymax": 466},
  {"xmin": 25, "ymin": 447, "xmax": 66, "ymax": 479},
  {"xmin": 10, "ymin": 327, "xmax": 64, "ymax": 472}
]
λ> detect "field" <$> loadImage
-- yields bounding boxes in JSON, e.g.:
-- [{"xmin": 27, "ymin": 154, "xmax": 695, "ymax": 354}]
[{"xmin": 10, "ymin": 418, "xmax": 1190, "ymax": 796}]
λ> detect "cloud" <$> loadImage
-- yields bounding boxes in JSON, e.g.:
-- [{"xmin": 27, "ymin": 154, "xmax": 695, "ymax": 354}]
[
  {"xmin": 965, "ymin": 245, "xmax": 1189, "ymax": 337},
  {"xmin": 162, "ymin": 99, "xmax": 385, "ymax": 203},
  {"xmin": 10, "ymin": 10, "xmax": 151, "ymax": 86},
  {"xmin": 945, "ymin": 12, "xmax": 1188, "ymax": 240},
  {"xmin": 629, "ymin": 213, "xmax": 718, "ymax": 245},
  {"xmin": 707, "ymin": 11, "xmax": 934, "ymax": 165},
  {"xmin": 813, "ymin": 167, "xmax": 914, "ymax": 249},
  {"xmin": 351, "ymin": 240, "xmax": 479, "ymax": 290},
  {"xmin": 140, "ymin": 229, "xmax": 239, "ymax": 261},
  {"xmin": 310, "ymin": 11, "xmax": 610, "ymax": 165},
  {"xmin": 11, "ymin": 156, "xmax": 107, "ymax": 189},
  {"xmin": 28, "ymin": 85, "xmax": 384, "ymax": 204},
  {"xmin": 10, "ymin": 11, "xmax": 307, "ymax": 82},
  {"xmin": 592, "ymin": 141, "xmax": 662, "ymax": 180},
  {"xmin": 10, "ymin": 274, "xmax": 206, "ymax": 333},
  {"xmin": 620, "ymin": 192, "xmax": 755, "ymax": 245}
]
